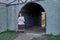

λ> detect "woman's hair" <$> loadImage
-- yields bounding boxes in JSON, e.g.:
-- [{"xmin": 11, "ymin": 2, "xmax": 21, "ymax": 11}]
[{"xmin": 18, "ymin": 12, "xmax": 24, "ymax": 17}]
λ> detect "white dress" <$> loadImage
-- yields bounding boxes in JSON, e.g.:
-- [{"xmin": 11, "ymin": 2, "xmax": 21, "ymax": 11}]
[{"xmin": 18, "ymin": 16, "xmax": 25, "ymax": 25}]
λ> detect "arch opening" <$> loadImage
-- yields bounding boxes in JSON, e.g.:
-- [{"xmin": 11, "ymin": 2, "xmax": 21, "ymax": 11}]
[{"xmin": 18, "ymin": 2, "xmax": 46, "ymax": 33}]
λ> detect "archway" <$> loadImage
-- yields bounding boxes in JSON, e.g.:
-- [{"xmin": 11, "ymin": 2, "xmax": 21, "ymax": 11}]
[{"xmin": 18, "ymin": 2, "xmax": 46, "ymax": 33}]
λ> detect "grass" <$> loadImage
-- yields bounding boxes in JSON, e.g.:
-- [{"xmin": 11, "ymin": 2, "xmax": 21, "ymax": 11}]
[
  {"xmin": 45, "ymin": 34, "xmax": 60, "ymax": 40},
  {"xmin": 0, "ymin": 31, "xmax": 19, "ymax": 40},
  {"xmin": 31, "ymin": 38, "xmax": 38, "ymax": 40},
  {"xmin": 31, "ymin": 34, "xmax": 60, "ymax": 40}
]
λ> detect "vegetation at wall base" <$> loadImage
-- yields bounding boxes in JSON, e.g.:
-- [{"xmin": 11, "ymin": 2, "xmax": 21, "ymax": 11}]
[
  {"xmin": 0, "ymin": 31, "xmax": 19, "ymax": 40},
  {"xmin": 31, "ymin": 34, "xmax": 60, "ymax": 40},
  {"xmin": 45, "ymin": 34, "xmax": 60, "ymax": 40}
]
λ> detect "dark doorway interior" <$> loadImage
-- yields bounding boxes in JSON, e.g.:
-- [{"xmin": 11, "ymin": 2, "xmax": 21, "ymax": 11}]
[{"xmin": 19, "ymin": 2, "xmax": 45, "ymax": 33}]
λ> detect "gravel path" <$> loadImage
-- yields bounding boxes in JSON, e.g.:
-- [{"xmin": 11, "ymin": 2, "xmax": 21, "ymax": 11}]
[{"xmin": 14, "ymin": 33, "xmax": 46, "ymax": 40}]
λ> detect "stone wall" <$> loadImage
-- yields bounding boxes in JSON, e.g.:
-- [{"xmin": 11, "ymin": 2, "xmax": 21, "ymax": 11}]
[
  {"xmin": 7, "ymin": 0, "xmax": 60, "ymax": 35},
  {"xmin": 0, "ymin": 3, "xmax": 7, "ymax": 33},
  {"xmin": 0, "ymin": 0, "xmax": 7, "ymax": 3}
]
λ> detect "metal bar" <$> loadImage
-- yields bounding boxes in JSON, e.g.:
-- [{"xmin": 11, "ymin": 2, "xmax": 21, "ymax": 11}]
[
  {"xmin": 8, "ymin": 0, "xmax": 17, "ymax": 4},
  {"xmin": 7, "ymin": 3, "xmax": 25, "ymax": 6},
  {"xmin": 0, "ymin": 2, "xmax": 7, "ymax": 5}
]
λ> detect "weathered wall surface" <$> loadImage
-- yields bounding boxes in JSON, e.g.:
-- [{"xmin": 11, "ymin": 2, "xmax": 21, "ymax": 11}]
[
  {"xmin": 7, "ymin": 6, "xmax": 16, "ymax": 30},
  {"xmin": 38, "ymin": 0, "xmax": 60, "ymax": 35},
  {"xmin": 0, "ymin": 0, "xmax": 7, "ymax": 3},
  {"xmin": 0, "ymin": 3, "xmax": 7, "ymax": 33},
  {"xmin": 8, "ymin": 0, "xmax": 60, "ymax": 35},
  {"xmin": 7, "ymin": 5, "xmax": 25, "ymax": 31},
  {"xmin": 45, "ymin": 0, "xmax": 60, "ymax": 35}
]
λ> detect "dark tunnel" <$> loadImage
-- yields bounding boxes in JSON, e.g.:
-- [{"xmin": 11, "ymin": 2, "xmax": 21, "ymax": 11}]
[{"xmin": 19, "ymin": 2, "xmax": 45, "ymax": 28}]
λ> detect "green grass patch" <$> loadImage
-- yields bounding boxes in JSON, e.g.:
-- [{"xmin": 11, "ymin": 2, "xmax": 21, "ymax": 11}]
[
  {"xmin": 31, "ymin": 38, "xmax": 38, "ymax": 40},
  {"xmin": 45, "ymin": 34, "xmax": 60, "ymax": 40},
  {"xmin": 0, "ymin": 31, "xmax": 19, "ymax": 40},
  {"xmin": 31, "ymin": 34, "xmax": 60, "ymax": 40}
]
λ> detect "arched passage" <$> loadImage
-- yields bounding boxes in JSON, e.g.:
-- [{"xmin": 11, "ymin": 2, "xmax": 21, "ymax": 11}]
[{"xmin": 18, "ymin": 2, "xmax": 46, "ymax": 33}]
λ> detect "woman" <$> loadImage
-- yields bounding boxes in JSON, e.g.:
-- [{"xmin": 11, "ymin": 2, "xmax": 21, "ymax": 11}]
[{"xmin": 18, "ymin": 13, "xmax": 25, "ymax": 32}]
